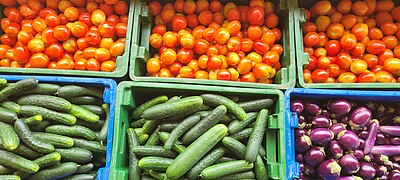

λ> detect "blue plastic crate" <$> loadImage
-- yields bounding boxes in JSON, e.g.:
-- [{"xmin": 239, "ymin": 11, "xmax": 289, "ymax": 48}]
[
  {"xmin": 285, "ymin": 88, "xmax": 400, "ymax": 179},
  {"xmin": 0, "ymin": 75, "xmax": 117, "ymax": 180}
]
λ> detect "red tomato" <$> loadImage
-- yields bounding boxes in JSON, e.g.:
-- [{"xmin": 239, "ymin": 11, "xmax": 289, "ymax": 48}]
[
  {"xmin": 207, "ymin": 55, "xmax": 222, "ymax": 70},
  {"xmin": 0, "ymin": 34, "xmax": 16, "ymax": 46},
  {"xmin": 85, "ymin": 30, "xmax": 101, "ymax": 45},
  {"xmin": 336, "ymin": 52, "xmax": 352, "ymax": 70},
  {"xmin": 5, "ymin": 7, "xmax": 23, "ymax": 23},
  {"xmin": 85, "ymin": 58, "xmax": 100, "ymax": 71},
  {"xmin": 311, "ymin": 69, "xmax": 329, "ymax": 83},
  {"xmin": 247, "ymin": 6, "xmax": 264, "ymax": 26},
  {"xmin": 5, "ymin": 22, "xmax": 21, "ymax": 38},
  {"xmin": 328, "ymin": 64, "xmax": 341, "ymax": 77},
  {"xmin": 340, "ymin": 34, "xmax": 357, "ymax": 51},
  {"xmin": 325, "ymin": 40, "xmax": 341, "ymax": 56},
  {"xmin": 45, "ymin": 43, "xmax": 64, "ymax": 60},
  {"xmin": 357, "ymin": 71, "xmax": 377, "ymax": 83},
  {"xmin": 13, "ymin": 42, "xmax": 30, "ymax": 64},
  {"xmin": 171, "ymin": 14, "xmax": 187, "ymax": 32},
  {"xmin": 115, "ymin": 23, "xmax": 127, "ymax": 37},
  {"xmin": 177, "ymin": 48, "xmax": 194, "ymax": 64},
  {"xmin": 304, "ymin": 32, "xmax": 319, "ymax": 47},
  {"xmin": 78, "ymin": 13, "xmax": 93, "ymax": 27},
  {"xmin": 237, "ymin": 57, "xmax": 253, "ymax": 74},
  {"xmin": 29, "ymin": 53, "xmax": 50, "ymax": 68},
  {"xmin": 252, "ymin": 39, "xmax": 269, "ymax": 55},
  {"xmin": 114, "ymin": 1, "xmax": 129, "ymax": 15},
  {"xmin": 98, "ymin": 22, "xmax": 116, "ymax": 38},
  {"xmin": 366, "ymin": 40, "xmax": 386, "ymax": 55},
  {"xmin": 53, "ymin": 25, "xmax": 71, "ymax": 41}
]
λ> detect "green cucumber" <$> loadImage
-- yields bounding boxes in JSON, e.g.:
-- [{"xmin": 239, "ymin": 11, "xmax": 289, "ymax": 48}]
[
  {"xmin": 72, "ymin": 138, "xmax": 106, "ymax": 154},
  {"xmin": 17, "ymin": 95, "xmax": 72, "ymax": 112},
  {"xmin": 68, "ymin": 104, "xmax": 100, "ymax": 123},
  {"xmin": 6, "ymin": 142, "xmax": 40, "ymax": 160},
  {"xmin": 134, "ymin": 128, "xmax": 144, "ymax": 136},
  {"xmin": 142, "ymin": 96, "xmax": 203, "ymax": 120},
  {"xmin": 20, "ymin": 115, "xmax": 42, "ymax": 126},
  {"xmin": 182, "ymin": 105, "xmax": 227, "ymax": 145},
  {"xmin": 75, "ymin": 163, "xmax": 94, "ymax": 174},
  {"xmin": 238, "ymin": 99, "xmax": 274, "ymax": 112},
  {"xmin": 0, "ymin": 107, "xmax": 18, "ymax": 123},
  {"xmin": 57, "ymin": 85, "xmax": 103, "ymax": 99},
  {"xmin": 97, "ymin": 103, "xmax": 110, "ymax": 142},
  {"xmin": 165, "ymin": 96, "xmax": 181, "ymax": 103},
  {"xmin": 164, "ymin": 114, "xmax": 201, "ymax": 150},
  {"xmin": 76, "ymin": 120, "xmax": 104, "ymax": 131},
  {"xmin": 126, "ymin": 128, "xmax": 141, "ymax": 180},
  {"xmin": 223, "ymin": 171, "xmax": 256, "ymax": 180},
  {"xmin": 166, "ymin": 124, "xmax": 228, "ymax": 179},
  {"xmin": 142, "ymin": 120, "xmax": 160, "ymax": 134},
  {"xmin": 45, "ymin": 125, "xmax": 96, "ymax": 140},
  {"xmin": 228, "ymin": 112, "xmax": 258, "ymax": 134},
  {"xmin": 253, "ymin": 155, "xmax": 268, "ymax": 180},
  {"xmin": 139, "ymin": 134, "xmax": 149, "ymax": 145},
  {"xmin": 0, "ymin": 78, "xmax": 38, "ymax": 102},
  {"xmin": 30, "ymin": 121, "xmax": 51, "ymax": 132},
  {"xmin": 141, "ymin": 175, "xmax": 156, "ymax": 180},
  {"xmin": 145, "ymin": 126, "xmax": 160, "ymax": 146},
  {"xmin": 130, "ymin": 118, "xmax": 146, "ymax": 128},
  {"xmin": 201, "ymin": 94, "xmax": 246, "ymax": 121},
  {"xmin": 29, "ymin": 162, "xmax": 78, "ymax": 179},
  {"xmin": 245, "ymin": 109, "xmax": 268, "ymax": 163},
  {"xmin": 55, "ymin": 148, "xmax": 93, "ymax": 163},
  {"xmin": 149, "ymin": 170, "xmax": 167, "ymax": 180},
  {"xmin": 161, "ymin": 104, "xmax": 210, "ymax": 122},
  {"xmin": 60, "ymin": 174, "xmax": 95, "ymax": 180},
  {"xmin": 200, "ymin": 160, "xmax": 254, "ymax": 179},
  {"xmin": 68, "ymin": 96, "xmax": 100, "ymax": 105},
  {"xmin": 14, "ymin": 119, "xmax": 54, "ymax": 154},
  {"xmin": 131, "ymin": 95, "xmax": 169, "ymax": 120},
  {"xmin": 158, "ymin": 132, "xmax": 187, "ymax": 153},
  {"xmin": 0, "ymin": 175, "xmax": 20, "ymax": 180},
  {"xmin": 0, "ymin": 150, "xmax": 39, "ymax": 173},
  {"xmin": 32, "ymin": 132, "xmax": 74, "ymax": 148},
  {"xmin": 0, "ymin": 165, "xmax": 13, "ymax": 175},
  {"xmin": 230, "ymin": 128, "xmax": 253, "ymax": 141},
  {"xmin": 12, "ymin": 83, "xmax": 60, "ymax": 96},
  {"xmin": 220, "ymin": 114, "xmax": 235, "ymax": 124},
  {"xmin": 0, "ymin": 79, "xmax": 6, "ymax": 88},
  {"xmin": 187, "ymin": 147, "xmax": 227, "ymax": 179},
  {"xmin": 0, "ymin": 100, "xmax": 21, "ymax": 114},
  {"xmin": 80, "ymin": 105, "xmax": 104, "ymax": 115},
  {"xmin": 215, "ymin": 156, "xmax": 237, "ymax": 164},
  {"xmin": 131, "ymin": 146, "xmax": 177, "ymax": 158},
  {"xmin": 14, "ymin": 152, "xmax": 62, "ymax": 179},
  {"xmin": 159, "ymin": 122, "xmax": 179, "ymax": 132},
  {"xmin": 0, "ymin": 121, "xmax": 20, "ymax": 151},
  {"xmin": 138, "ymin": 157, "xmax": 173, "ymax": 171},
  {"xmin": 20, "ymin": 105, "xmax": 76, "ymax": 125}
]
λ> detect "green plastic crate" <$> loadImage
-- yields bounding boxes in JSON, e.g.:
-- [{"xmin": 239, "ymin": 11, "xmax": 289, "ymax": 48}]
[
  {"xmin": 291, "ymin": 0, "xmax": 400, "ymax": 88},
  {"xmin": 0, "ymin": 0, "xmax": 134, "ymax": 78},
  {"xmin": 129, "ymin": 0, "xmax": 296, "ymax": 89},
  {"xmin": 108, "ymin": 81, "xmax": 287, "ymax": 179}
]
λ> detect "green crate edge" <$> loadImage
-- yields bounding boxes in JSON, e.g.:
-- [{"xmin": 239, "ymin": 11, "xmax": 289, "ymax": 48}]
[
  {"xmin": 108, "ymin": 81, "xmax": 287, "ymax": 180},
  {"xmin": 128, "ymin": 0, "xmax": 296, "ymax": 89},
  {"xmin": 0, "ymin": 0, "xmax": 134, "ymax": 78}
]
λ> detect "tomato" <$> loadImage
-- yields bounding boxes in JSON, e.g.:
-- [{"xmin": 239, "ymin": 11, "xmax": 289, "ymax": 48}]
[
  {"xmin": 212, "ymin": 28, "xmax": 229, "ymax": 45},
  {"xmin": 5, "ymin": 22, "xmax": 21, "ymax": 38},
  {"xmin": 337, "ymin": 72, "xmax": 357, "ymax": 83},
  {"xmin": 378, "ymin": 49, "xmax": 394, "ymax": 65},
  {"xmin": 240, "ymin": 72, "xmax": 256, "ymax": 82},
  {"xmin": 252, "ymin": 63, "xmax": 273, "ymax": 80},
  {"xmin": 235, "ymin": 57, "xmax": 252, "ymax": 74},
  {"xmin": 327, "ymin": 64, "xmax": 340, "ymax": 78},
  {"xmin": 376, "ymin": 11, "xmax": 393, "ymax": 27},
  {"xmin": 52, "ymin": 25, "xmax": 71, "ymax": 41},
  {"xmin": 5, "ymin": 7, "xmax": 23, "ymax": 23},
  {"xmin": 0, "ymin": 59, "xmax": 11, "ymax": 67},
  {"xmin": 336, "ymin": 52, "xmax": 352, "ymax": 70},
  {"xmin": 366, "ymin": 40, "xmax": 386, "ymax": 55},
  {"xmin": 224, "ymin": 36, "xmax": 241, "ymax": 52},
  {"xmin": 341, "ymin": 14, "xmax": 356, "ymax": 30},
  {"xmin": 0, "ymin": 45, "xmax": 10, "ymax": 60},
  {"xmin": 192, "ymin": 70, "xmax": 207, "ymax": 79},
  {"xmin": 340, "ymin": 34, "xmax": 357, "ymax": 51},
  {"xmin": 193, "ymin": 39, "xmax": 209, "ymax": 55},
  {"xmin": 76, "ymin": 13, "xmax": 93, "ymax": 27},
  {"xmin": 260, "ymin": 30, "xmax": 276, "ymax": 46},
  {"xmin": 149, "ymin": 33, "xmax": 163, "ymax": 49},
  {"xmin": 177, "ymin": 48, "xmax": 194, "ymax": 64},
  {"xmin": 69, "ymin": 21, "xmax": 88, "ymax": 38},
  {"xmin": 1, "ymin": 0, "xmax": 17, "ymax": 6},
  {"xmin": 83, "ymin": 58, "xmax": 99, "ymax": 71},
  {"xmin": 383, "ymin": 58, "xmax": 400, "ymax": 76},
  {"xmin": 16, "ymin": 30, "xmax": 33, "ymax": 46},
  {"xmin": 62, "ymin": 38, "xmax": 78, "ymax": 54},
  {"xmin": 349, "ymin": 59, "xmax": 368, "ymax": 75},
  {"xmin": 43, "ymin": 43, "xmax": 63, "ymax": 60},
  {"xmin": 85, "ymin": 30, "xmax": 101, "ymax": 46},
  {"xmin": 160, "ymin": 7, "xmax": 175, "ymax": 24},
  {"xmin": 159, "ymin": 48, "xmax": 177, "ymax": 66},
  {"xmin": 304, "ymin": 32, "xmax": 319, "ymax": 47},
  {"xmin": 316, "ymin": 56, "xmax": 330, "ymax": 69},
  {"xmin": 357, "ymin": 71, "xmax": 377, "ymax": 83},
  {"xmin": 28, "ymin": 53, "xmax": 49, "ymax": 68},
  {"xmin": 161, "ymin": 31, "xmax": 176, "ymax": 48},
  {"xmin": 247, "ymin": 25, "xmax": 262, "ymax": 41},
  {"xmin": 376, "ymin": 70, "xmax": 393, "ymax": 83},
  {"xmin": 214, "ymin": 69, "xmax": 230, "ymax": 80},
  {"xmin": 114, "ymin": 1, "xmax": 128, "ymax": 15},
  {"xmin": 205, "ymin": 45, "xmax": 217, "ymax": 57},
  {"xmin": 114, "ymin": 23, "xmax": 127, "ymax": 38},
  {"xmin": 237, "ymin": 38, "xmax": 253, "ymax": 53},
  {"xmin": 395, "ymin": 45, "xmax": 400, "ymax": 58},
  {"xmin": 83, "ymin": 47, "xmax": 96, "ymax": 59},
  {"xmin": 310, "ymin": 69, "xmax": 328, "ymax": 83},
  {"xmin": 27, "ymin": 38, "xmax": 45, "ymax": 53},
  {"xmin": 350, "ymin": 23, "xmax": 368, "ymax": 41},
  {"xmin": 147, "ymin": 1, "xmax": 162, "ymax": 16},
  {"xmin": 209, "ymin": 0, "xmax": 222, "ymax": 13},
  {"xmin": 351, "ymin": 43, "xmax": 365, "ymax": 57},
  {"xmin": 261, "ymin": 50, "xmax": 279, "ymax": 66},
  {"xmin": 91, "ymin": 9, "xmax": 106, "ymax": 26},
  {"xmin": 13, "ymin": 43, "xmax": 30, "ymax": 64},
  {"xmin": 97, "ymin": 22, "xmax": 115, "ymax": 38},
  {"xmin": 197, "ymin": 10, "xmax": 213, "ymax": 26},
  {"xmin": 0, "ymin": 34, "xmax": 16, "ymax": 46},
  {"xmin": 313, "ymin": 47, "xmax": 326, "ymax": 59},
  {"xmin": 324, "ymin": 40, "xmax": 340, "ymax": 56},
  {"xmin": 224, "ymin": 52, "xmax": 239, "ymax": 66},
  {"xmin": 170, "ymin": 14, "xmax": 187, "ymax": 32},
  {"xmin": 325, "ymin": 23, "xmax": 344, "ymax": 40},
  {"xmin": 109, "ymin": 41, "xmax": 125, "ymax": 57},
  {"xmin": 99, "ymin": 60, "xmax": 115, "ymax": 72},
  {"xmin": 19, "ymin": 4, "xmax": 37, "ymax": 19},
  {"xmin": 63, "ymin": 7, "xmax": 79, "ymax": 22},
  {"xmin": 167, "ymin": 61, "xmax": 182, "ymax": 75},
  {"xmin": 202, "ymin": 27, "xmax": 216, "ymax": 43},
  {"xmin": 247, "ymin": 6, "xmax": 264, "ymax": 26}
]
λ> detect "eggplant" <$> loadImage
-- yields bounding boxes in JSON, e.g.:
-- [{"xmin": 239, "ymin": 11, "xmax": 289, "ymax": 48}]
[
  {"xmin": 358, "ymin": 130, "xmax": 369, "ymax": 139},
  {"xmin": 363, "ymin": 154, "xmax": 373, "ymax": 162},
  {"xmin": 304, "ymin": 147, "xmax": 325, "ymax": 167},
  {"xmin": 389, "ymin": 170, "xmax": 400, "ymax": 179},
  {"xmin": 353, "ymin": 150, "xmax": 364, "ymax": 160},
  {"xmin": 394, "ymin": 155, "xmax": 400, "ymax": 162},
  {"xmin": 349, "ymin": 107, "xmax": 372, "ymax": 130},
  {"xmin": 312, "ymin": 115, "xmax": 332, "ymax": 128},
  {"xmin": 374, "ymin": 154, "xmax": 390, "ymax": 165},
  {"xmin": 339, "ymin": 154, "xmax": 360, "ymax": 174},
  {"xmin": 378, "ymin": 174, "xmax": 389, "ymax": 180},
  {"xmin": 330, "ymin": 123, "xmax": 346, "ymax": 137},
  {"xmin": 298, "ymin": 115, "xmax": 306, "ymax": 124},
  {"xmin": 357, "ymin": 162, "xmax": 376, "ymax": 179},
  {"xmin": 375, "ymin": 165, "xmax": 388, "ymax": 177},
  {"xmin": 379, "ymin": 126, "xmax": 400, "ymax": 137},
  {"xmin": 291, "ymin": 100, "xmax": 305, "ymax": 115},
  {"xmin": 304, "ymin": 101, "xmax": 322, "ymax": 116},
  {"xmin": 296, "ymin": 153, "xmax": 303, "ymax": 162},
  {"xmin": 392, "ymin": 162, "xmax": 400, "ymax": 171},
  {"xmin": 321, "ymin": 109, "xmax": 330, "ymax": 117},
  {"xmin": 364, "ymin": 120, "xmax": 379, "ymax": 154},
  {"xmin": 304, "ymin": 166, "xmax": 317, "ymax": 177},
  {"xmin": 340, "ymin": 116, "xmax": 350, "ymax": 124},
  {"xmin": 295, "ymin": 135, "xmax": 312, "ymax": 153},
  {"xmin": 376, "ymin": 132, "xmax": 386, "ymax": 145},
  {"xmin": 310, "ymin": 128, "xmax": 334, "ymax": 144},
  {"xmin": 317, "ymin": 159, "xmax": 341, "ymax": 180},
  {"xmin": 299, "ymin": 162, "xmax": 306, "ymax": 172},
  {"xmin": 328, "ymin": 100, "xmax": 352, "ymax": 118},
  {"xmin": 337, "ymin": 176, "xmax": 363, "ymax": 180},
  {"xmin": 390, "ymin": 137, "xmax": 400, "ymax": 145},
  {"xmin": 359, "ymin": 139, "xmax": 365, "ymax": 150},
  {"xmin": 370, "ymin": 145, "xmax": 400, "ymax": 156},
  {"xmin": 295, "ymin": 129, "xmax": 307, "ymax": 138},
  {"xmin": 337, "ymin": 130, "xmax": 360, "ymax": 150},
  {"xmin": 298, "ymin": 122, "xmax": 306, "ymax": 129},
  {"xmin": 329, "ymin": 140, "xmax": 343, "ymax": 159}
]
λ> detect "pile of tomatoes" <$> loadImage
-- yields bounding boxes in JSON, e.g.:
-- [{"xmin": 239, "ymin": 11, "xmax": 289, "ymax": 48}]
[
  {"xmin": 303, "ymin": 0, "xmax": 400, "ymax": 83},
  {"xmin": 146, "ymin": 0, "xmax": 282, "ymax": 83},
  {"xmin": 0, "ymin": 0, "xmax": 128, "ymax": 71}
]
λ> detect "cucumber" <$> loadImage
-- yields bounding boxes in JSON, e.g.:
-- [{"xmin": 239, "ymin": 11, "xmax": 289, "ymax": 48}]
[
  {"xmin": 126, "ymin": 128, "xmax": 141, "ymax": 180},
  {"xmin": 0, "ymin": 79, "xmax": 6, "ymax": 88},
  {"xmin": 165, "ymin": 96, "xmax": 181, "ymax": 103},
  {"xmin": 30, "ymin": 121, "xmax": 51, "ymax": 132},
  {"xmin": 17, "ymin": 95, "xmax": 72, "ymax": 112},
  {"xmin": 182, "ymin": 105, "xmax": 227, "ymax": 145},
  {"xmin": 161, "ymin": 104, "xmax": 210, "ymax": 122},
  {"xmin": 12, "ymin": 83, "xmax": 60, "ymax": 96},
  {"xmin": 139, "ymin": 134, "xmax": 149, "ymax": 145},
  {"xmin": 29, "ymin": 162, "xmax": 79, "ymax": 179},
  {"xmin": 131, "ymin": 95, "xmax": 169, "ymax": 120},
  {"xmin": 72, "ymin": 138, "xmax": 106, "ymax": 154},
  {"xmin": 0, "ymin": 100, "xmax": 21, "ymax": 114},
  {"xmin": 134, "ymin": 128, "xmax": 144, "ymax": 136},
  {"xmin": 75, "ymin": 120, "xmax": 104, "ymax": 131},
  {"xmin": 14, "ymin": 119, "xmax": 54, "ymax": 154},
  {"xmin": 215, "ymin": 156, "xmax": 237, "ymax": 164},
  {"xmin": 45, "ymin": 125, "xmax": 96, "ymax": 140},
  {"xmin": 6, "ymin": 143, "xmax": 41, "ymax": 160},
  {"xmin": 130, "ymin": 118, "xmax": 146, "ymax": 128},
  {"xmin": 0, "ymin": 165, "xmax": 13, "ymax": 175},
  {"xmin": 0, "ymin": 121, "xmax": 20, "ymax": 151},
  {"xmin": 57, "ymin": 85, "xmax": 103, "ymax": 99},
  {"xmin": 201, "ymin": 94, "xmax": 246, "ymax": 121},
  {"xmin": 187, "ymin": 147, "xmax": 227, "ymax": 179},
  {"xmin": 20, "ymin": 115, "xmax": 42, "ymax": 126},
  {"xmin": 230, "ymin": 128, "xmax": 253, "ymax": 141},
  {"xmin": 0, "ymin": 150, "xmax": 39, "ymax": 173},
  {"xmin": 138, "ymin": 157, "xmax": 173, "ymax": 171},
  {"xmin": 228, "ymin": 112, "xmax": 258, "ymax": 134},
  {"xmin": 164, "ymin": 114, "xmax": 201, "ymax": 150},
  {"xmin": 75, "ymin": 163, "xmax": 94, "ymax": 174},
  {"xmin": 0, "ymin": 175, "xmax": 20, "ymax": 180},
  {"xmin": 142, "ymin": 96, "xmax": 203, "ymax": 120},
  {"xmin": 20, "ymin": 105, "xmax": 76, "ymax": 125},
  {"xmin": 141, "ymin": 175, "xmax": 156, "ymax": 180},
  {"xmin": 60, "ymin": 174, "xmax": 95, "ymax": 180},
  {"xmin": 32, "ymin": 132, "xmax": 74, "ymax": 148},
  {"xmin": 166, "ymin": 124, "xmax": 228, "ymax": 179},
  {"xmin": 194, "ymin": 111, "xmax": 211, "ymax": 118},
  {"xmin": 220, "ymin": 114, "xmax": 235, "ymax": 124},
  {"xmin": 0, "ymin": 107, "xmax": 18, "ymax": 123},
  {"xmin": 223, "ymin": 171, "xmax": 256, "ymax": 180},
  {"xmin": 145, "ymin": 126, "xmax": 160, "ymax": 146},
  {"xmin": 238, "ymin": 99, "xmax": 274, "ymax": 112},
  {"xmin": 68, "ymin": 104, "xmax": 100, "ymax": 123},
  {"xmin": 142, "ymin": 120, "xmax": 160, "ymax": 135},
  {"xmin": 68, "ymin": 96, "xmax": 100, "ymax": 105},
  {"xmin": 200, "ymin": 160, "xmax": 254, "ymax": 179},
  {"xmin": 149, "ymin": 170, "xmax": 167, "ymax": 180},
  {"xmin": 245, "ymin": 109, "xmax": 268, "ymax": 163},
  {"xmin": 80, "ymin": 105, "xmax": 104, "ymax": 115},
  {"xmin": 97, "ymin": 103, "xmax": 110, "ymax": 142},
  {"xmin": 158, "ymin": 132, "xmax": 187, "ymax": 153},
  {"xmin": 55, "ymin": 148, "xmax": 93, "ymax": 163},
  {"xmin": 253, "ymin": 155, "xmax": 268, "ymax": 180},
  {"xmin": 159, "ymin": 122, "xmax": 179, "ymax": 132},
  {"xmin": 131, "ymin": 146, "xmax": 177, "ymax": 158},
  {"xmin": 14, "ymin": 152, "xmax": 62, "ymax": 179},
  {"xmin": 0, "ymin": 78, "xmax": 38, "ymax": 102}
]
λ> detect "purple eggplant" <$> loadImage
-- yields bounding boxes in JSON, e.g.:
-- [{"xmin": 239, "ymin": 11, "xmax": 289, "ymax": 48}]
[
  {"xmin": 389, "ymin": 170, "xmax": 400, "ymax": 179},
  {"xmin": 349, "ymin": 107, "xmax": 372, "ymax": 130},
  {"xmin": 392, "ymin": 162, "xmax": 400, "ymax": 171},
  {"xmin": 359, "ymin": 139, "xmax": 365, "ymax": 150},
  {"xmin": 374, "ymin": 154, "xmax": 390, "ymax": 165},
  {"xmin": 337, "ymin": 130, "xmax": 360, "ymax": 150},
  {"xmin": 363, "ymin": 154, "xmax": 374, "ymax": 162},
  {"xmin": 304, "ymin": 101, "xmax": 322, "ymax": 116},
  {"xmin": 376, "ymin": 132, "xmax": 387, "ymax": 145},
  {"xmin": 353, "ymin": 150, "xmax": 364, "ymax": 160},
  {"xmin": 337, "ymin": 176, "xmax": 363, "ymax": 180},
  {"xmin": 357, "ymin": 162, "xmax": 376, "ymax": 179},
  {"xmin": 375, "ymin": 165, "xmax": 388, "ymax": 177},
  {"xmin": 317, "ymin": 159, "xmax": 341, "ymax": 180},
  {"xmin": 295, "ymin": 129, "xmax": 307, "ymax": 138},
  {"xmin": 330, "ymin": 123, "xmax": 347, "ymax": 137},
  {"xmin": 340, "ymin": 154, "xmax": 360, "ymax": 174},
  {"xmin": 312, "ymin": 115, "xmax": 332, "ymax": 128},
  {"xmin": 304, "ymin": 147, "xmax": 325, "ymax": 167},
  {"xmin": 394, "ymin": 155, "xmax": 400, "ymax": 162},
  {"xmin": 295, "ymin": 135, "xmax": 312, "ymax": 153},
  {"xmin": 371, "ymin": 145, "xmax": 400, "ymax": 156},
  {"xmin": 379, "ymin": 126, "xmax": 400, "ymax": 137},
  {"xmin": 378, "ymin": 174, "xmax": 389, "ymax": 180},
  {"xmin": 390, "ymin": 137, "xmax": 400, "ymax": 145},
  {"xmin": 296, "ymin": 153, "xmax": 303, "ymax": 162},
  {"xmin": 364, "ymin": 120, "xmax": 379, "ymax": 154},
  {"xmin": 298, "ymin": 122, "xmax": 306, "ymax": 129},
  {"xmin": 328, "ymin": 100, "xmax": 352, "ymax": 118},
  {"xmin": 358, "ymin": 130, "xmax": 369, "ymax": 140},
  {"xmin": 291, "ymin": 100, "xmax": 305, "ymax": 115},
  {"xmin": 304, "ymin": 166, "xmax": 317, "ymax": 177},
  {"xmin": 340, "ymin": 116, "xmax": 350, "ymax": 124},
  {"xmin": 310, "ymin": 128, "xmax": 334, "ymax": 144},
  {"xmin": 298, "ymin": 115, "xmax": 306, "ymax": 124},
  {"xmin": 299, "ymin": 162, "xmax": 306, "ymax": 172},
  {"xmin": 329, "ymin": 140, "xmax": 343, "ymax": 159}
]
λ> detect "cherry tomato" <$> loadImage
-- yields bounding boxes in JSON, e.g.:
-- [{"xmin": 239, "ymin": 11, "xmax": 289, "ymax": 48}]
[
  {"xmin": 247, "ymin": 25, "xmax": 262, "ymax": 41},
  {"xmin": 91, "ymin": 9, "xmax": 106, "ymax": 26},
  {"xmin": 324, "ymin": 40, "xmax": 341, "ymax": 56},
  {"xmin": 27, "ymin": 38, "xmax": 45, "ymax": 53},
  {"xmin": 70, "ymin": 21, "xmax": 89, "ymax": 38},
  {"xmin": 160, "ymin": 48, "xmax": 177, "ymax": 65},
  {"xmin": 177, "ymin": 48, "xmax": 194, "ymax": 64},
  {"xmin": 13, "ymin": 43, "xmax": 30, "ymax": 64},
  {"xmin": 85, "ymin": 58, "xmax": 100, "ymax": 71},
  {"xmin": 64, "ymin": 7, "xmax": 79, "ymax": 21},
  {"xmin": 98, "ymin": 22, "xmax": 116, "ymax": 38},
  {"xmin": 366, "ymin": 40, "xmax": 386, "ymax": 55},
  {"xmin": 304, "ymin": 32, "xmax": 319, "ymax": 47},
  {"xmin": 0, "ymin": 59, "xmax": 11, "ymax": 67},
  {"xmin": 351, "ymin": 43, "xmax": 365, "ymax": 57},
  {"xmin": 202, "ymin": 27, "xmax": 216, "ymax": 43},
  {"xmin": 146, "ymin": 57, "xmax": 161, "ymax": 74},
  {"xmin": 357, "ymin": 71, "xmax": 377, "ymax": 83},
  {"xmin": 115, "ymin": 23, "xmax": 127, "ymax": 37},
  {"xmin": 382, "ymin": 36, "xmax": 398, "ymax": 49},
  {"xmin": 44, "ymin": 43, "xmax": 64, "ymax": 60},
  {"xmin": 53, "ymin": 25, "xmax": 71, "ymax": 41},
  {"xmin": 241, "ymin": 72, "xmax": 257, "ymax": 82},
  {"xmin": 376, "ymin": 70, "xmax": 393, "ymax": 83},
  {"xmin": 206, "ymin": 55, "xmax": 222, "ymax": 70},
  {"xmin": 85, "ymin": 30, "xmax": 101, "ymax": 45},
  {"xmin": 101, "ymin": 60, "xmax": 116, "ymax": 72},
  {"xmin": 5, "ymin": 22, "xmax": 21, "ymax": 37},
  {"xmin": 384, "ymin": 58, "xmax": 400, "ymax": 76},
  {"xmin": 351, "ymin": 23, "xmax": 368, "ymax": 40},
  {"xmin": 16, "ymin": 30, "xmax": 33, "ymax": 46},
  {"xmin": 362, "ymin": 54, "xmax": 378, "ymax": 69},
  {"xmin": 194, "ymin": 70, "xmax": 208, "ymax": 79},
  {"xmin": 5, "ymin": 7, "xmax": 23, "ymax": 23},
  {"xmin": 29, "ymin": 53, "xmax": 50, "ymax": 68},
  {"xmin": 114, "ymin": 1, "xmax": 129, "ymax": 15},
  {"xmin": 337, "ymin": 72, "xmax": 357, "ymax": 83},
  {"xmin": 340, "ymin": 34, "xmax": 357, "ymax": 51},
  {"xmin": 247, "ymin": 6, "xmax": 264, "ymax": 26},
  {"xmin": 19, "ymin": 4, "xmax": 37, "ymax": 19},
  {"xmin": 0, "ymin": 34, "xmax": 16, "ymax": 46},
  {"xmin": 179, "ymin": 66, "xmax": 195, "ymax": 78},
  {"xmin": 378, "ymin": 49, "xmax": 394, "ymax": 66},
  {"xmin": 163, "ymin": 31, "xmax": 177, "ymax": 48},
  {"xmin": 78, "ymin": 12, "xmax": 93, "ymax": 27},
  {"xmin": 193, "ymin": 39, "xmax": 209, "ymax": 55},
  {"xmin": 349, "ymin": 59, "xmax": 368, "ymax": 75},
  {"xmin": 180, "ymin": 33, "xmax": 195, "ymax": 49},
  {"xmin": 149, "ymin": 33, "xmax": 163, "ymax": 49},
  {"xmin": 336, "ymin": 52, "xmax": 352, "ymax": 70},
  {"xmin": 327, "ymin": 64, "xmax": 340, "ymax": 78},
  {"xmin": 236, "ymin": 57, "xmax": 253, "ymax": 74},
  {"xmin": 252, "ymin": 63, "xmax": 273, "ymax": 80}
]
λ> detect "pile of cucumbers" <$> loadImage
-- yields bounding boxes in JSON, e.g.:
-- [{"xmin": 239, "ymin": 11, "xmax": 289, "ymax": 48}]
[
  {"xmin": 128, "ymin": 93, "xmax": 275, "ymax": 180},
  {"xmin": 0, "ymin": 78, "xmax": 109, "ymax": 180}
]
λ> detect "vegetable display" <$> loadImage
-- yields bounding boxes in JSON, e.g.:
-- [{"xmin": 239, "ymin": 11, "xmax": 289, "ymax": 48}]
[
  {"xmin": 145, "ymin": 0, "xmax": 282, "ymax": 83},
  {"xmin": 0, "ymin": 78, "xmax": 109, "ymax": 179},
  {"xmin": 128, "ymin": 94, "xmax": 274, "ymax": 179}
]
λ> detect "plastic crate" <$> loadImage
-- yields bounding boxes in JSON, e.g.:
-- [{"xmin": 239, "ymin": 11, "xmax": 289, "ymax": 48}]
[
  {"xmin": 0, "ymin": 0, "xmax": 134, "ymax": 78},
  {"xmin": 290, "ymin": 0, "xmax": 400, "ymax": 88},
  {"xmin": 285, "ymin": 88, "xmax": 400, "ymax": 179},
  {"xmin": 109, "ymin": 81, "xmax": 287, "ymax": 180},
  {"xmin": 129, "ymin": 0, "xmax": 296, "ymax": 89},
  {"xmin": 0, "ymin": 75, "xmax": 117, "ymax": 180}
]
